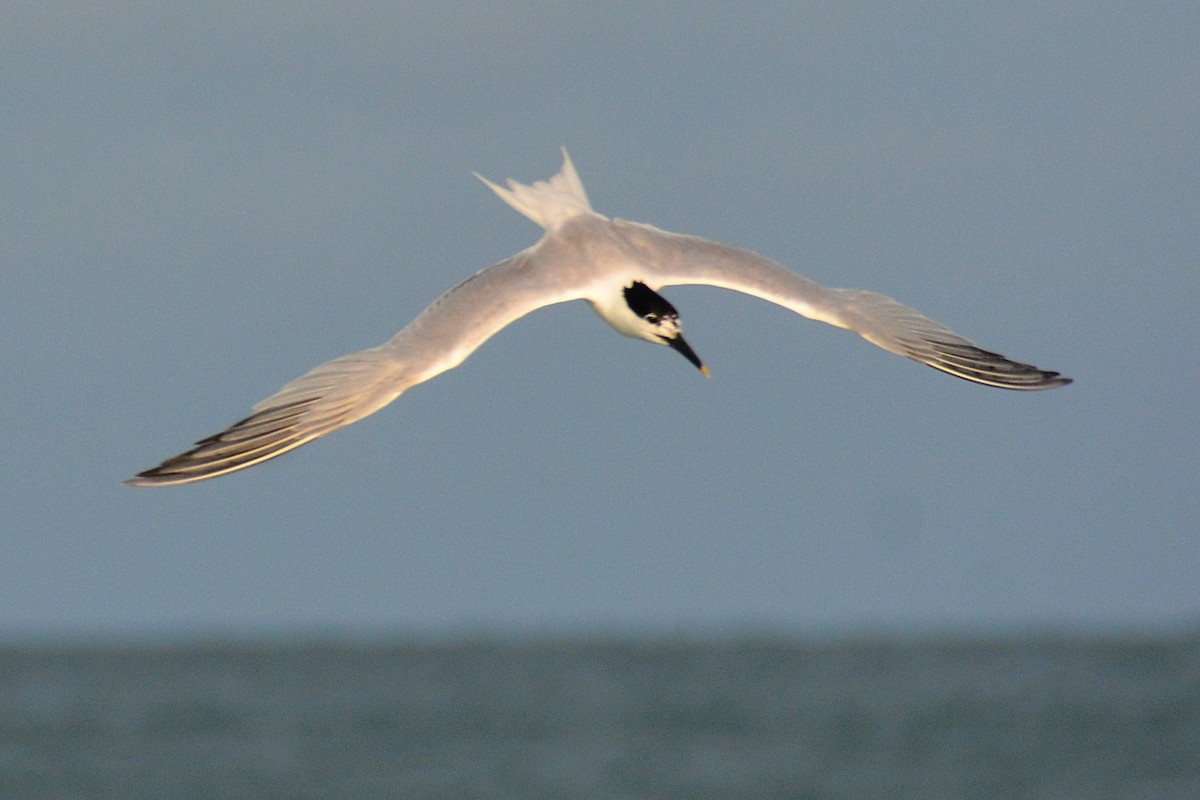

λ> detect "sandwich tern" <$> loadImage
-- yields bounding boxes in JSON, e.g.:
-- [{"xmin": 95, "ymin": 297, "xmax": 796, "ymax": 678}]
[{"xmin": 128, "ymin": 150, "xmax": 1070, "ymax": 486}]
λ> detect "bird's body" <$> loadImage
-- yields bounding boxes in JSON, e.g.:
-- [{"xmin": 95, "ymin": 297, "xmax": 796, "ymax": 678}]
[{"xmin": 128, "ymin": 150, "xmax": 1069, "ymax": 486}]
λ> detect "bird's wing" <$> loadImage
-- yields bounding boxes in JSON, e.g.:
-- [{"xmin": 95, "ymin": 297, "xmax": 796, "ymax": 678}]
[
  {"xmin": 127, "ymin": 248, "xmax": 589, "ymax": 486},
  {"xmin": 125, "ymin": 345, "xmax": 413, "ymax": 486},
  {"xmin": 619, "ymin": 220, "xmax": 1070, "ymax": 390}
]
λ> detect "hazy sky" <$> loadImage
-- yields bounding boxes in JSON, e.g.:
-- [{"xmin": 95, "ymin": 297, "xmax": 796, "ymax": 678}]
[{"xmin": 3, "ymin": 4, "xmax": 1196, "ymax": 639}]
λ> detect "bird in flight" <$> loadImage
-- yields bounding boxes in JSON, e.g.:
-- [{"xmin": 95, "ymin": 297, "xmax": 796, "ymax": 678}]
[{"xmin": 128, "ymin": 150, "xmax": 1070, "ymax": 486}]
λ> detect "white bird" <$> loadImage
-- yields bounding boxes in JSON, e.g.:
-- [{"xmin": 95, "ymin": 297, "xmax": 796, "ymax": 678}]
[{"xmin": 128, "ymin": 150, "xmax": 1070, "ymax": 486}]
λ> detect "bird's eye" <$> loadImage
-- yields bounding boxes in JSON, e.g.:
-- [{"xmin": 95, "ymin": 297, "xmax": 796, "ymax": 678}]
[{"xmin": 645, "ymin": 313, "xmax": 659, "ymax": 323}]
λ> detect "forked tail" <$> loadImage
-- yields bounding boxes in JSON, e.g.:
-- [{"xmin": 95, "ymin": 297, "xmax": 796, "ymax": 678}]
[{"xmin": 474, "ymin": 147, "xmax": 597, "ymax": 231}]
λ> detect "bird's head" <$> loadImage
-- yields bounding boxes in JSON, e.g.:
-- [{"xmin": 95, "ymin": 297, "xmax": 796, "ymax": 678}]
[{"xmin": 617, "ymin": 281, "xmax": 710, "ymax": 376}]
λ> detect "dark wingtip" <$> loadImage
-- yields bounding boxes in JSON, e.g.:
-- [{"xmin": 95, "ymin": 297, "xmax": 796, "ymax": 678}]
[
  {"xmin": 124, "ymin": 462, "xmax": 191, "ymax": 487},
  {"xmin": 125, "ymin": 467, "xmax": 181, "ymax": 487},
  {"xmin": 920, "ymin": 340, "xmax": 1073, "ymax": 391}
]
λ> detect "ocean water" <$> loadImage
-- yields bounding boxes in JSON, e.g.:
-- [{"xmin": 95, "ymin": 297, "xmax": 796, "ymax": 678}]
[{"xmin": 1, "ymin": 633, "xmax": 1197, "ymax": 799}]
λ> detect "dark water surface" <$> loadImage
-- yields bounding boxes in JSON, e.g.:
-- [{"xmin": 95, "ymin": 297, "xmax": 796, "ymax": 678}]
[{"xmin": 2, "ymin": 633, "xmax": 1197, "ymax": 799}]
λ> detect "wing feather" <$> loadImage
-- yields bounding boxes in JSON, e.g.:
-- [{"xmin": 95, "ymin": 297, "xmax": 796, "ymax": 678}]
[
  {"xmin": 621, "ymin": 221, "xmax": 1070, "ymax": 390},
  {"xmin": 127, "ymin": 248, "xmax": 590, "ymax": 486},
  {"xmin": 126, "ymin": 349, "xmax": 409, "ymax": 486}
]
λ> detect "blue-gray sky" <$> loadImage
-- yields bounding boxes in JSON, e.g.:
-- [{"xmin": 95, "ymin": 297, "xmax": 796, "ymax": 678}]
[{"xmin": 3, "ymin": 4, "xmax": 1196, "ymax": 639}]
